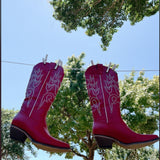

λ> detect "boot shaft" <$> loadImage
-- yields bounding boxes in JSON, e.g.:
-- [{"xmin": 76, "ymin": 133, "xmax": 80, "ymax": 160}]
[
  {"xmin": 20, "ymin": 62, "xmax": 64, "ymax": 118},
  {"xmin": 85, "ymin": 64, "xmax": 121, "ymax": 125}
]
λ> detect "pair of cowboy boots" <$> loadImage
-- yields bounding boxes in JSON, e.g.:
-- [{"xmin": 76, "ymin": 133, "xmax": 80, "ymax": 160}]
[{"xmin": 10, "ymin": 62, "xmax": 159, "ymax": 152}]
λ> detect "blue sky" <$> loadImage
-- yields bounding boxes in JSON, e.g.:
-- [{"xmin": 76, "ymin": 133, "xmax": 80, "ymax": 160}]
[{"xmin": 2, "ymin": 0, "xmax": 159, "ymax": 159}]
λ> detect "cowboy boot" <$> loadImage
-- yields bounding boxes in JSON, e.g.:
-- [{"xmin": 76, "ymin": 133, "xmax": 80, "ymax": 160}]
[
  {"xmin": 85, "ymin": 64, "xmax": 159, "ymax": 149},
  {"xmin": 10, "ymin": 62, "xmax": 71, "ymax": 152}
]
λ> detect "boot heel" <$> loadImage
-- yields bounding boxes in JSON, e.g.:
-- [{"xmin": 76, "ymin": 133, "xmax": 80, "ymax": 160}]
[
  {"xmin": 94, "ymin": 135, "xmax": 113, "ymax": 149},
  {"xmin": 10, "ymin": 125, "xmax": 27, "ymax": 143}
]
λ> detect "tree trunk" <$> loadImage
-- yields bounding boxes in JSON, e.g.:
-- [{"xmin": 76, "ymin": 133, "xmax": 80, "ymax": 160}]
[{"xmin": 88, "ymin": 148, "xmax": 95, "ymax": 160}]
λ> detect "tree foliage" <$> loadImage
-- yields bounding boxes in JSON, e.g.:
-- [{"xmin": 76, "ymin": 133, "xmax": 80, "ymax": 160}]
[
  {"xmin": 1, "ymin": 109, "xmax": 36, "ymax": 160},
  {"xmin": 50, "ymin": 0, "xmax": 159, "ymax": 50},
  {"xmin": 119, "ymin": 71, "xmax": 159, "ymax": 134},
  {"xmin": 103, "ymin": 145, "xmax": 159, "ymax": 160},
  {"xmin": 47, "ymin": 53, "xmax": 159, "ymax": 160}
]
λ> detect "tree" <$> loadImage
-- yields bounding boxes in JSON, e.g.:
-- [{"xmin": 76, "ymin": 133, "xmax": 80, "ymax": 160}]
[
  {"xmin": 47, "ymin": 53, "xmax": 159, "ymax": 160},
  {"xmin": 103, "ymin": 146, "xmax": 159, "ymax": 160},
  {"xmin": 119, "ymin": 71, "xmax": 159, "ymax": 135},
  {"xmin": 50, "ymin": 0, "xmax": 159, "ymax": 50},
  {"xmin": 1, "ymin": 109, "xmax": 36, "ymax": 160}
]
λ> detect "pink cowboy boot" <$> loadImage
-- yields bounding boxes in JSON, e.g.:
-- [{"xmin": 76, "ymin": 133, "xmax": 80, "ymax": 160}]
[
  {"xmin": 85, "ymin": 64, "xmax": 159, "ymax": 149},
  {"xmin": 10, "ymin": 62, "xmax": 71, "ymax": 152}
]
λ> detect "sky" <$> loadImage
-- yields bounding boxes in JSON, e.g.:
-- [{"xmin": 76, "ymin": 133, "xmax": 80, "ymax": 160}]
[{"xmin": 2, "ymin": 0, "xmax": 159, "ymax": 159}]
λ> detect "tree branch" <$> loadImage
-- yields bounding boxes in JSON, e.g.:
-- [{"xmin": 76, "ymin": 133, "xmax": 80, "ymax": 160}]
[
  {"xmin": 96, "ymin": 0, "xmax": 120, "ymax": 27},
  {"xmin": 71, "ymin": 148, "xmax": 88, "ymax": 160},
  {"xmin": 87, "ymin": 130, "xmax": 92, "ymax": 147},
  {"xmin": 94, "ymin": 0, "xmax": 102, "ymax": 6},
  {"xmin": 92, "ymin": 141, "xmax": 98, "ymax": 150},
  {"xmin": 110, "ymin": 0, "xmax": 125, "ymax": 27},
  {"xmin": 81, "ymin": 137, "xmax": 89, "ymax": 147}
]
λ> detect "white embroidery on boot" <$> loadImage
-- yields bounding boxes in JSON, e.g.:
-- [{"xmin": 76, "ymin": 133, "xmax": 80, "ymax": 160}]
[
  {"xmin": 104, "ymin": 73, "xmax": 120, "ymax": 114},
  {"xmin": 99, "ymin": 75, "xmax": 109, "ymax": 123},
  {"xmin": 38, "ymin": 70, "xmax": 62, "ymax": 110},
  {"xmin": 29, "ymin": 71, "xmax": 51, "ymax": 117},
  {"xmin": 86, "ymin": 75, "xmax": 101, "ymax": 116},
  {"xmin": 25, "ymin": 68, "xmax": 43, "ymax": 107},
  {"xmin": 39, "ymin": 93, "xmax": 55, "ymax": 108},
  {"xmin": 91, "ymin": 97, "xmax": 101, "ymax": 116}
]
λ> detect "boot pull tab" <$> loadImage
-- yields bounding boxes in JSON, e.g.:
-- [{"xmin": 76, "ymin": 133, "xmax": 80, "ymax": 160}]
[
  {"xmin": 42, "ymin": 54, "xmax": 48, "ymax": 64},
  {"xmin": 55, "ymin": 59, "xmax": 63, "ymax": 69}
]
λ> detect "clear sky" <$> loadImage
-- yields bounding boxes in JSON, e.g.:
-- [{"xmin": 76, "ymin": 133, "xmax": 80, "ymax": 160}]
[{"xmin": 2, "ymin": 0, "xmax": 159, "ymax": 159}]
